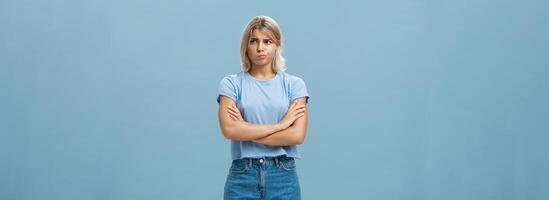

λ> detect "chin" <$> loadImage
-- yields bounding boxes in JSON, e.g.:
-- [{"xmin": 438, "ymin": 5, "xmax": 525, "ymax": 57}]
[{"xmin": 253, "ymin": 61, "xmax": 270, "ymax": 67}]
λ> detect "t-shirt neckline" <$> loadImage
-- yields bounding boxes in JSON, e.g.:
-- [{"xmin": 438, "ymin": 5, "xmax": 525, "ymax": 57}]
[{"xmin": 246, "ymin": 71, "xmax": 280, "ymax": 82}]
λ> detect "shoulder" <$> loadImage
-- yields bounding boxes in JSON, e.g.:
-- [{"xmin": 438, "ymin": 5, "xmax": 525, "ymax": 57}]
[
  {"xmin": 281, "ymin": 71, "xmax": 309, "ymax": 102},
  {"xmin": 220, "ymin": 71, "xmax": 246, "ymax": 84},
  {"xmin": 281, "ymin": 71, "xmax": 306, "ymax": 85},
  {"xmin": 218, "ymin": 72, "xmax": 245, "ymax": 102},
  {"xmin": 221, "ymin": 71, "xmax": 245, "ymax": 81}
]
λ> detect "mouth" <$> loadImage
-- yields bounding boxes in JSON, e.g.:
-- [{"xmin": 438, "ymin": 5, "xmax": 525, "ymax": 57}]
[{"xmin": 257, "ymin": 55, "xmax": 267, "ymax": 59}]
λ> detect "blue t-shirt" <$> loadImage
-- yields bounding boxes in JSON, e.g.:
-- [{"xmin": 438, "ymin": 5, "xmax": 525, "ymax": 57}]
[{"xmin": 217, "ymin": 71, "xmax": 310, "ymax": 160}]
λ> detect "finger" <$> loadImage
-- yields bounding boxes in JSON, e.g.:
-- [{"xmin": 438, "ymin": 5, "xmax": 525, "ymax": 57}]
[
  {"xmin": 288, "ymin": 101, "xmax": 297, "ymax": 109},
  {"xmin": 293, "ymin": 105, "xmax": 305, "ymax": 111},
  {"xmin": 230, "ymin": 113, "xmax": 241, "ymax": 121},
  {"xmin": 293, "ymin": 109, "xmax": 306, "ymax": 117},
  {"xmin": 291, "ymin": 106, "xmax": 306, "ymax": 114},
  {"xmin": 229, "ymin": 115, "xmax": 236, "ymax": 120},
  {"xmin": 288, "ymin": 103, "xmax": 299, "ymax": 113},
  {"xmin": 287, "ymin": 103, "xmax": 294, "ymax": 111},
  {"xmin": 228, "ymin": 109, "xmax": 244, "ymax": 121},
  {"xmin": 291, "ymin": 104, "xmax": 305, "ymax": 112},
  {"xmin": 227, "ymin": 108, "xmax": 239, "ymax": 116},
  {"xmin": 290, "ymin": 113, "xmax": 305, "ymax": 122},
  {"xmin": 228, "ymin": 105, "xmax": 242, "ymax": 115},
  {"xmin": 234, "ymin": 107, "xmax": 242, "ymax": 114},
  {"xmin": 228, "ymin": 111, "xmax": 240, "ymax": 120}
]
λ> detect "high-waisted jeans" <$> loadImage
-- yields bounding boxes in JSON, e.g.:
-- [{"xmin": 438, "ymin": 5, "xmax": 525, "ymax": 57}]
[{"xmin": 224, "ymin": 155, "xmax": 301, "ymax": 200}]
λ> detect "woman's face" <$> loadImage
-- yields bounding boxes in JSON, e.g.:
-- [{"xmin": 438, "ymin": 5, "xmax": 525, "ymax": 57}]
[{"xmin": 247, "ymin": 29, "xmax": 278, "ymax": 69}]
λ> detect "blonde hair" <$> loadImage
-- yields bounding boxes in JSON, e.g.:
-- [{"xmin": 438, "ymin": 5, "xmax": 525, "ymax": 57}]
[{"xmin": 240, "ymin": 16, "xmax": 286, "ymax": 72}]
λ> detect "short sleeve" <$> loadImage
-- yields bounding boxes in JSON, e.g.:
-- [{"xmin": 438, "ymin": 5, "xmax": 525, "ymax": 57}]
[
  {"xmin": 289, "ymin": 77, "xmax": 310, "ymax": 103},
  {"xmin": 217, "ymin": 76, "xmax": 238, "ymax": 103}
]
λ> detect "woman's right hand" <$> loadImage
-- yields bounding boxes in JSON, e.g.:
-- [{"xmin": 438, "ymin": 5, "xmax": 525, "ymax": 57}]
[{"xmin": 277, "ymin": 101, "xmax": 307, "ymax": 130}]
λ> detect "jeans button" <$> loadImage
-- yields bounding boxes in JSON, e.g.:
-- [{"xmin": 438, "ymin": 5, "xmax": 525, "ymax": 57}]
[{"xmin": 259, "ymin": 158, "xmax": 264, "ymax": 163}]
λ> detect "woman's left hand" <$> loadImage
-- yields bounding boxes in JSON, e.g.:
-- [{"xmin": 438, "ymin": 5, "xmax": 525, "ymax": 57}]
[{"xmin": 227, "ymin": 105, "xmax": 245, "ymax": 122}]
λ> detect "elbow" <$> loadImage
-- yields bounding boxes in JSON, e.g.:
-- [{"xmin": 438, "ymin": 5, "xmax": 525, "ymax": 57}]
[
  {"xmin": 294, "ymin": 138, "xmax": 304, "ymax": 145},
  {"xmin": 220, "ymin": 126, "xmax": 236, "ymax": 140},
  {"xmin": 288, "ymin": 126, "xmax": 306, "ymax": 145},
  {"xmin": 222, "ymin": 132, "xmax": 233, "ymax": 140},
  {"xmin": 220, "ymin": 121, "xmax": 248, "ymax": 141},
  {"xmin": 293, "ymin": 133, "xmax": 306, "ymax": 145},
  {"xmin": 296, "ymin": 136, "xmax": 305, "ymax": 145}
]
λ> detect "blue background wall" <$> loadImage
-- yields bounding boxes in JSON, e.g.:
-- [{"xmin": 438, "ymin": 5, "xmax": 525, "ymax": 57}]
[{"xmin": 1, "ymin": 0, "xmax": 548, "ymax": 199}]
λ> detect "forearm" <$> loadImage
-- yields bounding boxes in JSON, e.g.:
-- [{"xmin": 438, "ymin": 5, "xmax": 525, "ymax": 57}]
[
  {"xmin": 223, "ymin": 121, "xmax": 282, "ymax": 141},
  {"xmin": 253, "ymin": 126, "xmax": 303, "ymax": 146}
]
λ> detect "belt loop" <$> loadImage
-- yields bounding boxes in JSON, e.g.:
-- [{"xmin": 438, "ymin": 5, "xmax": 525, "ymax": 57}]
[{"xmin": 275, "ymin": 156, "xmax": 279, "ymax": 166}]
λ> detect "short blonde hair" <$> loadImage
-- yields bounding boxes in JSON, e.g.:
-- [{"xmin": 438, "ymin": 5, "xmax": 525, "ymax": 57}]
[{"xmin": 240, "ymin": 16, "xmax": 286, "ymax": 72}]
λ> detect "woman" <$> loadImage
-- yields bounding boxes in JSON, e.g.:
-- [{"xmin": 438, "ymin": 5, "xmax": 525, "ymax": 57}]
[{"xmin": 217, "ymin": 16, "xmax": 310, "ymax": 200}]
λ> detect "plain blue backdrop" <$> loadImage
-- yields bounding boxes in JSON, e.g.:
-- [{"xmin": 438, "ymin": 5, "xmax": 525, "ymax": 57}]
[{"xmin": 1, "ymin": 0, "xmax": 548, "ymax": 199}]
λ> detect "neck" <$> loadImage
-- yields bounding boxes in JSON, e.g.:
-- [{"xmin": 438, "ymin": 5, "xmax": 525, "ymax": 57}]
[{"xmin": 249, "ymin": 65, "xmax": 276, "ymax": 80}]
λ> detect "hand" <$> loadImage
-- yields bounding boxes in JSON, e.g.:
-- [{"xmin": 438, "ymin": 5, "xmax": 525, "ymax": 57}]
[
  {"xmin": 277, "ymin": 101, "xmax": 306, "ymax": 130},
  {"xmin": 227, "ymin": 105, "xmax": 245, "ymax": 122}
]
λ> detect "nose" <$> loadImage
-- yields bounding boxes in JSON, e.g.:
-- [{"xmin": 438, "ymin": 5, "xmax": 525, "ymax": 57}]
[{"xmin": 257, "ymin": 42, "xmax": 264, "ymax": 52}]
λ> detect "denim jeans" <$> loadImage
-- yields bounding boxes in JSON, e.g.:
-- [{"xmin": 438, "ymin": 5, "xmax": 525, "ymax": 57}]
[{"xmin": 224, "ymin": 155, "xmax": 301, "ymax": 200}]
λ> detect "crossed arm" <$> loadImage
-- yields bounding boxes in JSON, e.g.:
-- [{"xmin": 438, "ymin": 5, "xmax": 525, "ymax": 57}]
[{"xmin": 217, "ymin": 95, "xmax": 308, "ymax": 146}]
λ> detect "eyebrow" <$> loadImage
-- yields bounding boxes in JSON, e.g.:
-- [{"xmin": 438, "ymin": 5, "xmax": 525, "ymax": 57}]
[{"xmin": 250, "ymin": 37, "xmax": 273, "ymax": 41}]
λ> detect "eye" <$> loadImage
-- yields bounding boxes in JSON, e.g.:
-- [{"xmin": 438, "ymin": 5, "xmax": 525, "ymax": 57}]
[
  {"xmin": 249, "ymin": 39, "xmax": 257, "ymax": 43},
  {"xmin": 265, "ymin": 40, "xmax": 273, "ymax": 44}
]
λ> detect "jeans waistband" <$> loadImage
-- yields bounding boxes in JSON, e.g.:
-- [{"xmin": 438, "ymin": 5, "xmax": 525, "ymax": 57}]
[{"xmin": 239, "ymin": 155, "xmax": 293, "ymax": 166}]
